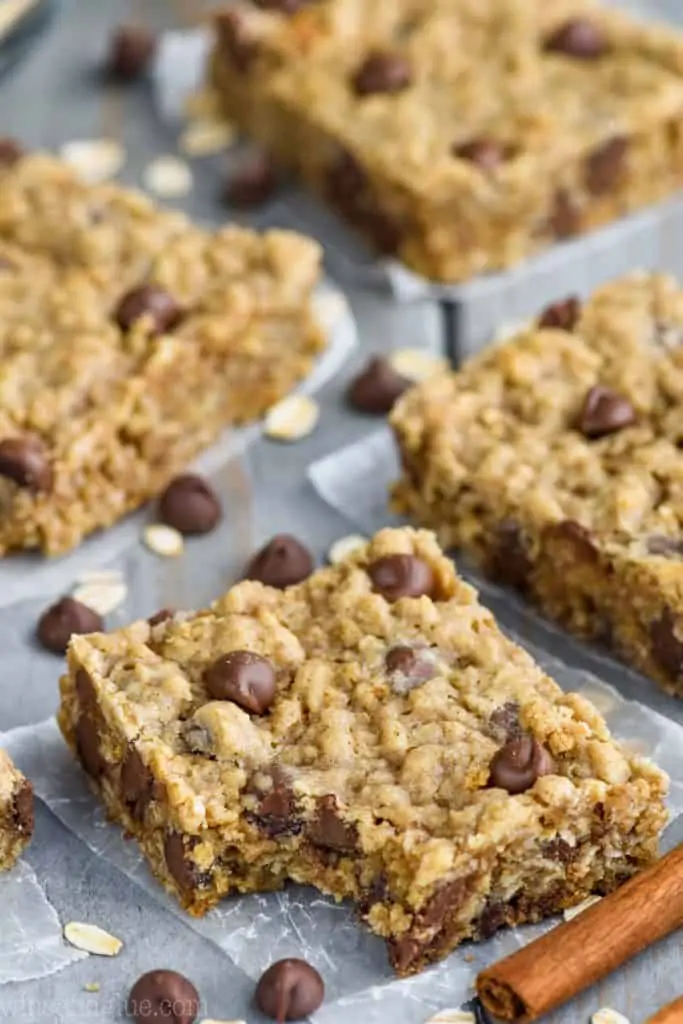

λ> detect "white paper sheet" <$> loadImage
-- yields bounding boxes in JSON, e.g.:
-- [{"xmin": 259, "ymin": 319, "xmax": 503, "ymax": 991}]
[{"xmin": 0, "ymin": 282, "xmax": 356, "ymax": 610}]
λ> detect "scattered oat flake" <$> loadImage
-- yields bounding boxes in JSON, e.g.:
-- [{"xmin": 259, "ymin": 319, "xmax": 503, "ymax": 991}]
[
  {"xmin": 64, "ymin": 922, "xmax": 123, "ymax": 957},
  {"xmin": 328, "ymin": 534, "xmax": 367, "ymax": 565},
  {"xmin": 389, "ymin": 348, "xmax": 448, "ymax": 383},
  {"xmin": 591, "ymin": 1010, "xmax": 631, "ymax": 1024},
  {"xmin": 84, "ymin": 982, "xmax": 101, "ymax": 993},
  {"xmin": 563, "ymin": 894, "xmax": 602, "ymax": 922},
  {"xmin": 264, "ymin": 395, "xmax": 320, "ymax": 442},
  {"xmin": 60, "ymin": 139, "xmax": 125, "ymax": 184},
  {"xmin": 143, "ymin": 524, "xmax": 184, "ymax": 558},
  {"xmin": 424, "ymin": 1011, "xmax": 475, "ymax": 1024},
  {"xmin": 72, "ymin": 581, "xmax": 127, "ymax": 617},
  {"xmin": 144, "ymin": 155, "xmax": 193, "ymax": 198},
  {"xmin": 180, "ymin": 118, "xmax": 235, "ymax": 157}
]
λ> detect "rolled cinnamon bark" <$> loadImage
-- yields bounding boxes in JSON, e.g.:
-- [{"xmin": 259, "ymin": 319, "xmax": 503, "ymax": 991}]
[
  {"xmin": 477, "ymin": 844, "xmax": 683, "ymax": 1023},
  {"xmin": 646, "ymin": 996, "xmax": 683, "ymax": 1023}
]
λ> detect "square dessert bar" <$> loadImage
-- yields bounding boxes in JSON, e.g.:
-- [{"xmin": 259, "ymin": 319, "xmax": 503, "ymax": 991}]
[
  {"xmin": 211, "ymin": 0, "xmax": 683, "ymax": 282},
  {"xmin": 0, "ymin": 749, "xmax": 34, "ymax": 871},
  {"xmin": 0, "ymin": 149, "xmax": 324, "ymax": 555},
  {"xmin": 59, "ymin": 528, "xmax": 667, "ymax": 976},
  {"xmin": 391, "ymin": 273, "xmax": 683, "ymax": 698}
]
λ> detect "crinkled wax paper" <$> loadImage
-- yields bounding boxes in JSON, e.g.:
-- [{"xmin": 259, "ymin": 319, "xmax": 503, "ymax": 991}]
[
  {"xmin": 0, "ymin": 735, "xmax": 86, "ymax": 985},
  {"xmin": 0, "ymin": 282, "xmax": 356, "ymax": 610}
]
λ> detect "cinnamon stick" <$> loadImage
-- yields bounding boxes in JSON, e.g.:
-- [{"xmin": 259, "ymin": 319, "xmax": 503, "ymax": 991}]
[
  {"xmin": 477, "ymin": 844, "xmax": 683, "ymax": 1022},
  {"xmin": 646, "ymin": 996, "xmax": 683, "ymax": 1024}
]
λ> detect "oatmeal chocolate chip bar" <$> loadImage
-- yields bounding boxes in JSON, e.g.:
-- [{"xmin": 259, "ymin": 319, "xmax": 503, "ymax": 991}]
[
  {"xmin": 0, "ymin": 151, "xmax": 324, "ymax": 555},
  {"xmin": 391, "ymin": 273, "xmax": 683, "ymax": 698},
  {"xmin": 58, "ymin": 527, "xmax": 667, "ymax": 976},
  {"xmin": 0, "ymin": 749, "xmax": 34, "ymax": 871},
  {"xmin": 210, "ymin": 0, "xmax": 683, "ymax": 283}
]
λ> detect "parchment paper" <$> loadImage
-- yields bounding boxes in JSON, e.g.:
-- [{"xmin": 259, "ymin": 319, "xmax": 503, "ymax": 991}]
[
  {"xmin": 6, "ymin": 705, "xmax": 680, "ymax": 1022},
  {"xmin": 0, "ymin": 282, "xmax": 356, "ymax": 610},
  {"xmin": 0, "ymin": 734, "xmax": 86, "ymax": 985}
]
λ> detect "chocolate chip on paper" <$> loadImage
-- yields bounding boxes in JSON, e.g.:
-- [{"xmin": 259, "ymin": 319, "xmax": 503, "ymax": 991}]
[
  {"xmin": 254, "ymin": 958, "xmax": 325, "ymax": 1022},
  {"xmin": 37, "ymin": 598, "xmax": 104, "ymax": 655},
  {"xmin": 159, "ymin": 474, "xmax": 222, "ymax": 536},
  {"xmin": 127, "ymin": 969, "xmax": 199, "ymax": 1024},
  {"xmin": 347, "ymin": 357, "xmax": 411, "ymax": 415},
  {"xmin": 106, "ymin": 24, "xmax": 156, "ymax": 81}
]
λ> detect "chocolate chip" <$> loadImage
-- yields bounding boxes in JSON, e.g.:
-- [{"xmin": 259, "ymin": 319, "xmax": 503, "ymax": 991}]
[
  {"xmin": 13, "ymin": 779, "xmax": 34, "ymax": 837},
  {"xmin": 577, "ymin": 385, "xmax": 636, "ymax": 439},
  {"xmin": 115, "ymin": 285, "xmax": 182, "ymax": 335},
  {"xmin": 148, "ymin": 608, "xmax": 175, "ymax": 626},
  {"xmin": 538, "ymin": 296, "xmax": 581, "ymax": 331},
  {"xmin": 75, "ymin": 715, "xmax": 106, "ymax": 779},
  {"xmin": 548, "ymin": 189, "xmax": 581, "ymax": 239},
  {"xmin": 158, "ymin": 474, "xmax": 221, "ymax": 536},
  {"xmin": 650, "ymin": 608, "xmax": 683, "ymax": 679},
  {"xmin": 385, "ymin": 646, "xmax": 436, "ymax": 687},
  {"xmin": 0, "ymin": 435, "xmax": 52, "ymax": 492},
  {"xmin": 545, "ymin": 519, "xmax": 598, "ymax": 562},
  {"xmin": 544, "ymin": 19, "xmax": 608, "ymax": 59},
  {"xmin": 418, "ymin": 878, "xmax": 470, "ymax": 929},
  {"xmin": 164, "ymin": 832, "xmax": 201, "ymax": 893},
  {"xmin": 647, "ymin": 535, "xmax": 683, "ymax": 557},
  {"xmin": 368, "ymin": 554, "xmax": 434, "ymax": 601},
  {"xmin": 488, "ymin": 521, "xmax": 532, "ymax": 590},
  {"xmin": 353, "ymin": 51, "xmax": 412, "ymax": 96},
  {"xmin": 488, "ymin": 702, "xmax": 522, "ymax": 741},
  {"xmin": 476, "ymin": 900, "xmax": 509, "ymax": 940},
  {"xmin": 225, "ymin": 153, "xmax": 278, "ymax": 208},
  {"xmin": 107, "ymin": 24, "xmax": 156, "ymax": 80},
  {"xmin": 204, "ymin": 651, "xmax": 277, "ymax": 714},
  {"xmin": 308, "ymin": 795, "xmax": 358, "ymax": 853},
  {"xmin": 216, "ymin": 10, "xmax": 257, "ymax": 72},
  {"xmin": 585, "ymin": 137, "xmax": 628, "ymax": 196},
  {"xmin": 255, "ymin": 959, "xmax": 325, "ymax": 1022},
  {"xmin": 325, "ymin": 152, "xmax": 401, "ymax": 254},
  {"xmin": 453, "ymin": 138, "xmax": 511, "ymax": 172},
  {"xmin": 127, "ymin": 969, "xmax": 199, "ymax": 1024},
  {"xmin": 347, "ymin": 357, "xmax": 411, "ymax": 415},
  {"xmin": 245, "ymin": 535, "xmax": 314, "ymax": 588},
  {"xmin": 248, "ymin": 768, "xmax": 301, "ymax": 838},
  {"xmin": 542, "ymin": 836, "xmax": 578, "ymax": 864},
  {"xmin": 0, "ymin": 137, "xmax": 25, "ymax": 166},
  {"xmin": 37, "ymin": 598, "xmax": 104, "ymax": 655},
  {"xmin": 75, "ymin": 669, "xmax": 99, "ymax": 713},
  {"xmin": 121, "ymin": 746, "xmax": 153, "ymax": 821},
  {"xmin": 488, "ymin": 736, "xmax": 555, "ymax": 794}
]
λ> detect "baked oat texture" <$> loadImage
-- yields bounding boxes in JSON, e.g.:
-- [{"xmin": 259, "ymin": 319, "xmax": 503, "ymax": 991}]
[
  {"xmin": 392, "ymin": 272, "xmax": 683, "ymax": 698},
  {"xmin": 0, "ymin": 152, "xmax": 324, "ymax": 555},
  {"xmin": 211, "ymin": 0, "xmax": 683, "ymax": 282},
  {"xmin": 58, "ymin": 527, "xmax": 667, "ymax": 976},
  {"xmin": 0, "ymin": 749, "xmax": 34, "ymax": 871}
]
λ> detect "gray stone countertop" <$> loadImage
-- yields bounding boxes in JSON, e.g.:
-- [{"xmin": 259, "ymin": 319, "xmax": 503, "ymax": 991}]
[{"xmin": 0, "ymin": 2, "xmax": 681, "ymax": 1022}]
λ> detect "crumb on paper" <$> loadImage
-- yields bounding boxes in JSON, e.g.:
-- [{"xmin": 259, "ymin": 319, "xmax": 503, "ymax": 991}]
[
  {"xmin": 180, "ymin": 119, "xmax": 235, "ymax": 157},
  {"xmin": 84, "ymin": 982, "xmax": 101, "ymax": 993},
  {"xmin": 72, "ymin": 581, "xmax": 127, "ymax": 617},
  {"xmin": 63, "ymin": 922, "xmax": 123, "ymax": 957},
  {"xmin": 264, "ymin": 395, "xmax": 320, "ymax": 442},
  {"xmin": 143, "ymin": 155, "xmax": 193, "ymax": 198},
  {"xmin": 143, "ymin": 524, "xmax": 185, "ymax": 558},
  {"xmin": 389, "ymin": 348, "xmax": 448, "ymax": 383},
  {"xmin": 328, "ymin": 534, "xmax": 367, "ymax": 565},
  {"xmin": 60, "ymin": 139, "xmax": 125, "ymax": 184}
]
